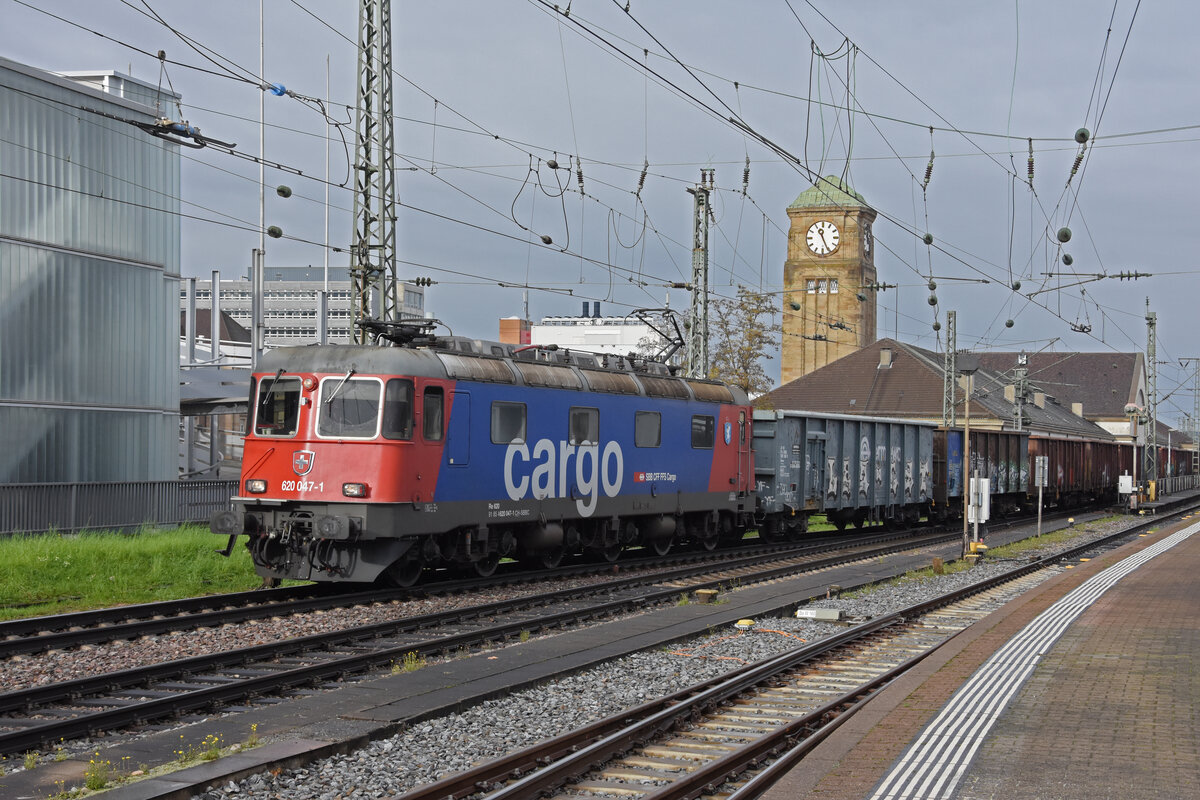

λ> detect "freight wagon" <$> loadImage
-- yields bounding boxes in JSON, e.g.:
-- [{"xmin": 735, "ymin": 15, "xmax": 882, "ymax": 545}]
[{"xmin": 752, "ymin": 410, "xmax": 935, "ymax": 534}]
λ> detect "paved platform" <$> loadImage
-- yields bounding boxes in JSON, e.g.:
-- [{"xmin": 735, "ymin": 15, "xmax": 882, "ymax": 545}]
[{"xmin": 762, "ymin": 511, "xmax": 1200, "ymax": 800}]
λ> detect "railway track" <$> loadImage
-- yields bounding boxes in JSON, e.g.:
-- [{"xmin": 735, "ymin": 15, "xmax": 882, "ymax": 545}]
[
  {"xmin": 388, "ymin": 515, "xmax": 1162, "ymax": 800},
  {"xmin": 0, "ymin": 529, "xmax": 959, "ymax": 756},
  {"xmin": 0, "ymin": 533, "xmax": 916, "ymax": 659},
  {"xmin": 0, "ymin": 503, "xmax": 1092, "ymax": 659}
]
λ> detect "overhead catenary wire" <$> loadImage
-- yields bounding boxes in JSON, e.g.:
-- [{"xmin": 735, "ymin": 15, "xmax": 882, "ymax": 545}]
[{"xmin": 8, "ymin": 0, "xmax": 1179, "ymax": 368}]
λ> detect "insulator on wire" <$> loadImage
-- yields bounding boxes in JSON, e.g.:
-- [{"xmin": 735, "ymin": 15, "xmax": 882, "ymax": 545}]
[
  {"xmin": 636, "ymin": 159, "xmax": 648, "ymax": 196},
  {"xmin": 576, "ymin": 161, "xmax": 584, "ymax": 194},
  {"xmin": 922, "ymin": 150, "xmax": 934, "ymax": 190},
  {"xmin": 742, "ymin": 156, "xmax": 750, "ymax": 195},
  {"xmin": 1067, "ymin": 143, "xmax": 1087, "ymax": 186},
  {"xmin": 1027, "ymin": 138, "xmax": 1035, "ymax": 185}
]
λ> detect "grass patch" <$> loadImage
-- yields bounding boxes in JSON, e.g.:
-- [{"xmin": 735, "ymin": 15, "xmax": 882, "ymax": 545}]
[
  {"xmin": 807, "ymin": 515, "xmax": 839, "ymax": 533},
  {"xmin": 391, "ymin": 650, "xmax": 426, "ymax": 674},
  {"xmin": 983, "ymin": 523, "xmax": 1099, "ymax": 559},
  {"xmin": 841, "ymin": 559, "xmax": 972, "ymax": 599},
  {"xmin": 0, "ymin": 525, "xmax": 300, "ymax": 621}
]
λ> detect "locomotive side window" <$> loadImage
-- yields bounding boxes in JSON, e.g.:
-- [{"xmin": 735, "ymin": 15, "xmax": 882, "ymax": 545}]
[
  {"xmin": 691, "ymin": 415, "xmax": 715, "ymax": 449},
  {"xmin": 423, "ymin": 387, "xmax": 445, "ymax": 441},
  {"xmin": 491, "ymin": 401, "xmax": 526, "ymax": 443},
  {"xmin": 569, "ymin": 407, "xmax": 599, "ymax": 445},
  {"xmin": 318, "ymin": 377, "xmax": 382, "ymax": 439},
  {"xmin": 382, "ymin": 379, "xmax": 415, "ymax": 440},
  {"xmin": 254, "ymin": 376, "xmax": 301, "ymax": 437},
  {"xmin": 245, "ymin": 376, "xmax": 257, "ymax": 435},
  {"xmin": 635, "ymin": 411, "xmax": 661, "ymax": 447}
]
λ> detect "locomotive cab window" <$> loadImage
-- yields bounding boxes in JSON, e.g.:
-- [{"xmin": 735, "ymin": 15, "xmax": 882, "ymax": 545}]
[
  {"xmin": 423, "ymin": 387, "xmax": 445, "ymax": 441},
  {"xmin": 317, "ymin": 377, "xmax": 383, "ymax": 439},
  {"xmin": 635, "ymin": 411, "xmax": 661, "ymax": 447},
  {"xmin": 254, "ymin": 376, "xmax": 302, "ymax": 437},
  {"xmin": 691, "ymin": 415, "xmax": 715, "ymax": 449},
  {"xmin": 491, "ymin": 401, "xmax": 526, "ymax": 443},
  {"xmin": 569, "ymin": 407, "xmax": 599, "ymax": 445},
  {"xmin": 382, "ymin": 379, "xmax": 414, "ymax": 440}
]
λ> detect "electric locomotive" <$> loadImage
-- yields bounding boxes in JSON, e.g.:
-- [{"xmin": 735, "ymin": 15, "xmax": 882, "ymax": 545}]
[{"xmin": 211, "ymin": 323, "xmax": 755, "ymax": 585}]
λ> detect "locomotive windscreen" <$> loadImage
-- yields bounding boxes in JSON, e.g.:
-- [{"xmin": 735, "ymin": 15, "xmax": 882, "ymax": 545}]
[
  {"xmin": 318, "ymin": 378, "xmax": 383, "ymax": 438},
  {"xmin": 254, "ymin": 377, "xmax": 302, "ymax": 437}
]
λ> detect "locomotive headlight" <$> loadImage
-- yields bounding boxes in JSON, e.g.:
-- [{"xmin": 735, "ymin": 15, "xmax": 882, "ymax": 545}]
[
  {"xmin": 342, "ymin": 482, "xmax": 368, "ymax": 498},
  {"xmin": 246, "ymin": 479, "xmax": 268, "ymax": 494}
]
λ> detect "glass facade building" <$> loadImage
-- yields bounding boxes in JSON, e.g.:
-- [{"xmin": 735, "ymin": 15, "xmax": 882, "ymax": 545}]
[{"xmin": 0, "ymin": 58, "xmax": 181, "ymax": 481}]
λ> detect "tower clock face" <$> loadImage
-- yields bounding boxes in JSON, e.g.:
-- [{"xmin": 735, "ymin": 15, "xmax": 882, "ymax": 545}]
[{"xmin": 806, "ymin": 220, "xmax": 840, "ymax": 255}]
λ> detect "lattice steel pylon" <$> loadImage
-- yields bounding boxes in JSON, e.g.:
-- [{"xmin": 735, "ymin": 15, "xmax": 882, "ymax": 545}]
[
  {"xmin": 942, "ymin": 310, "xmax": 957, "ymax": 427},
  {"xmin": 685, "ymin": 170, "xmax": 714, "ymax": 378},
  {"xmin": 1180, "ymin": 357, "xmax": 1200, "ymax": 475},
  {"xmin": 350, "ymin": 0, "xmax": 399, "ymax": 343},
  {"xmin": 1144, "ymin": 299, "xmax": 1158, "ymax": 483}
]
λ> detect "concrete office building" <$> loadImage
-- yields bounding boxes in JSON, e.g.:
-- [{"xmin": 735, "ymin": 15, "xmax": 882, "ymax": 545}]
[{"xmin": 183, "ymin": 266, "xmax": 427, "ymax": 347}]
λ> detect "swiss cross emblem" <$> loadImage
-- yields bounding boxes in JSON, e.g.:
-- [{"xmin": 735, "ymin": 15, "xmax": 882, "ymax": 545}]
[{"xmin": 293, "ymin": 450, "xmax": 315, "ymax": 476}]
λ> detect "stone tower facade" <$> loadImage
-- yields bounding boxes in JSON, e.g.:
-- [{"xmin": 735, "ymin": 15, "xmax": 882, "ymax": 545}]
[{"xmin": 781, "ymin": 176, "xmax": 878, "ymax": 384}]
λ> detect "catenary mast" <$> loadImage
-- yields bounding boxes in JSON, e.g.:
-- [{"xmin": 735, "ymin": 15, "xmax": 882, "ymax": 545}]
[{"xmin": 350, "ymin": 0, "xmax": 399, "ymax": 342}]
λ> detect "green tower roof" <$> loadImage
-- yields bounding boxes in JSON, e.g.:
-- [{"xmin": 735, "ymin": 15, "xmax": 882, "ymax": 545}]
[{"xmin": 788, "ymin": 175, "xmax": 868, "ymax": 209}]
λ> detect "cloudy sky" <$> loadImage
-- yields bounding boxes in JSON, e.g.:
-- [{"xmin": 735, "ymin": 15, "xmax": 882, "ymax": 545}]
[{"xmin": 4, "ymin": 1, "xmax": 1199, "ymax": 420}]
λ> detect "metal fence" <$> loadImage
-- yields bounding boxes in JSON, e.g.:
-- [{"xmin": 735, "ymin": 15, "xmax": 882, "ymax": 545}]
[
  {"xmin": 1155, "ymin": 474, "xmax": 1199, "ymax": 498},
  {"xmin": 0, "ymin": 480, "xmax": 237, "ymax": 535}
]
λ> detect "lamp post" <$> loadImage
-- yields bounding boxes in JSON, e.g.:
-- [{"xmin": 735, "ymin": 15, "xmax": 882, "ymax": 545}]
[{"xmin": 958, "ymin": 355, "xmax": 980, "ymax": 555}]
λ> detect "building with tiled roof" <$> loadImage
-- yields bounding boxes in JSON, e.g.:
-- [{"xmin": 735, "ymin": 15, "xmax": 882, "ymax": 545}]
[
  {"xmin": 762, "ymin": 338, "xmax": 1115, "ymax": 442},
  {"xmin": 973, "ymin": 351, "xmax": 1145, "ymax": 440}
]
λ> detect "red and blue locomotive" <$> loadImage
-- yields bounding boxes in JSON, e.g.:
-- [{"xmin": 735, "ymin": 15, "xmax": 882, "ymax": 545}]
[{"xmin": 211, "ymin": 326, "xmax": 755, "ymax": 585}]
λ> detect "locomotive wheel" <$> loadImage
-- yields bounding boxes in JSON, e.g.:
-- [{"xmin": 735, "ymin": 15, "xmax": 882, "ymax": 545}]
[
  {"xmin": 528, "ymin": 547, "xmax": 565, "ymax": 570},
  {"xmin": 697, "ymin": 533, "xmax": 719, "ymax": 551},
  {"xmin": 384, "ymin": 555, "xmax": 423, "ymax": 588},
  {"xmin": 759, "ymin": 521, "xmax": 784, "ymax": 544},
  {"xmin": 586, "ymin": 543, "xmax": 622, "ymax": 563},
  {"xmin": 649, "ymin": 536, "xmax": 673, "ymax": 557},
  {"xmin": 473, "ymin": 552, "xmax": 501, "ymax": 578}
]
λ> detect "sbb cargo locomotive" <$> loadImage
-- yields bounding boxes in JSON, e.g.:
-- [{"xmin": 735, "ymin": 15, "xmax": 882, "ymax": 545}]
[
  {"xmin": 212, "ymin": 331, "xmax": 755, "ymax": 585},
  {"xmin": 213, "ymin": 330, "xmax": 1159, "ymax": 585}
]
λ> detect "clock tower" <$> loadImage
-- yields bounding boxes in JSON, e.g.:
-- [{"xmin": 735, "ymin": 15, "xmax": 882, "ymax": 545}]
[{"xmin": 781, "ymin": 175, "xmax": 878, "ymax": 384}]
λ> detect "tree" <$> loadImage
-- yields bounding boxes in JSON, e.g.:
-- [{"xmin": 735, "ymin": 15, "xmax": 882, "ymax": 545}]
[{"xmin": 706, "ymin": 286, "xmax": 782, "ymax": 401}]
